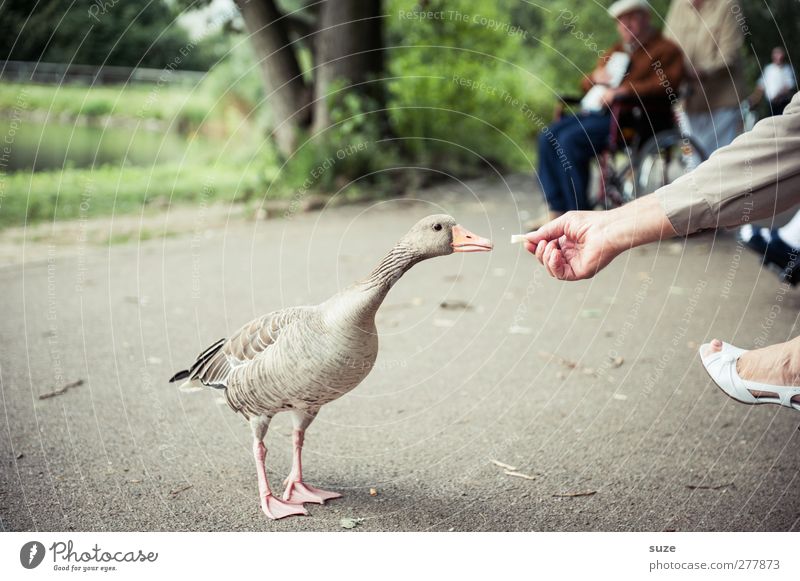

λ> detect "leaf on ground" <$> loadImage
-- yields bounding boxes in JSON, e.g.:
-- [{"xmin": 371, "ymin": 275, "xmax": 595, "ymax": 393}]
[
  {"xmin": 553, "ymin": 490, "xmax": 597, "ymax": 498},
  {"xmin": 538, "ymin": 351, "xmax": 577, "ymax": 369},
  {"xmin": 16, "ymin": 452, "xmax": 24, "ymax": 460},
  {"xmin": 579, "ymin": 309, "xmax": 602, "ymax": 318},
  {"xmin": 369, "ymin": 488, "xmax": 378, "ymax": 497},
  {"xmin": 504, "ymin": 470, "xmax": 536, "ymax": 481},
  {"xmin": 490, "ymin": 459, "xmax": 517, "ymax": 471},
  {"xmin": 509, "ymin": 325, "xmax": 532, "ymax": 335},
  {"xmin": 340, "ymin": 517, "xmax": 364, "ymax": 529},
  {"xmin": 612, "ymin": 393, "xmax": 628, "ymax": 401},
  {"xmin": 610, "ymin": 356, "xmax": 624, "ymax": 368}
]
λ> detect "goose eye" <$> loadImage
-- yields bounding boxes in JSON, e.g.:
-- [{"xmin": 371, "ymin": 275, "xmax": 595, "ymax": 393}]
[{"xmin": 433, "ymin": 223, "xmax": 443, "ymax": 231}]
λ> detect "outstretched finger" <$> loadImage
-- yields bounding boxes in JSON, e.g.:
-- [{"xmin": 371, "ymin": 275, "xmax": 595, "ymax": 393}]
[
  {"xmin": 524, "ymin": 240, "xmax": 537, "ymax": 255},
  {"xmin": 525, "ymin": 214, "xmax": 568, "ymax": 246}
]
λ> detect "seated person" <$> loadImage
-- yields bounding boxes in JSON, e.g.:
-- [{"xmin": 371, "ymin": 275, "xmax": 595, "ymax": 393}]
[{"xmin": 534, "ymin": 0, "xmax": 684, "ymax": 226}]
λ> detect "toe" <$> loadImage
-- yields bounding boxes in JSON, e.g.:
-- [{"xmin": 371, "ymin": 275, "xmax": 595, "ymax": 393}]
[{"xmin": 703, "ymin": 339, "xmax": 723, "ymax": 358}]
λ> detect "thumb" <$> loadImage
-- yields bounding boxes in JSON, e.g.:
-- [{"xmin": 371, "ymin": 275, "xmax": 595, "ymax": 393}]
[{"xmin": 524, "ymin": 214, "xmax": 568, "ymax": 245}]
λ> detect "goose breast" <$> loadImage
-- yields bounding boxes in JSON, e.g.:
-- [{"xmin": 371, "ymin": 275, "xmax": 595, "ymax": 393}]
[{"xmin": 222, "ymin": 307, "xmax": 380, "ymax": 417}]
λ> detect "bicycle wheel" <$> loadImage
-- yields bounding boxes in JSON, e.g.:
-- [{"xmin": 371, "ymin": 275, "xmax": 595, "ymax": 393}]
[{"xmin": 632, "ymin": 130, "xmax": 707, "ymax": 199}]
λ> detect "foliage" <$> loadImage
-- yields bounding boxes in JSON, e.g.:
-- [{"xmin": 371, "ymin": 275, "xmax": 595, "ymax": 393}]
[
  {"xmin": 274, "ymin": 86, "xmax": 399, "ymax": 197},
  {"xmin": 0, "ymin": 0, "xmax": 221, "ymax": 70},
  {"xmin": 737, "ymin": 0, "xmax": 800, "ymax": 84},
  {"xmin": 4, "ymin": 0, "xmax": 800, "ymax": 230},
  {"xmin": 200, "ymin": 38, "xmax": 266, "ymax": 120},
  {"xmin": 385, "ymin": 0, "xmax": 538, "ymax": 173}
]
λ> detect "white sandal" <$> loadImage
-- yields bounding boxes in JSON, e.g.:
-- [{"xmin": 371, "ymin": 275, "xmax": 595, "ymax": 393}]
[{"xmin": 699, "ymin": 342, "xmax": 800, "ymax": 411}]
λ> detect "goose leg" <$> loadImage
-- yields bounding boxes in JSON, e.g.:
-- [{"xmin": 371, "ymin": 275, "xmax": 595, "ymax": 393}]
[
  {"xmin": 282, "ymin": 410, "xmax": 343, "ymax": 505},
  {"xmin": 251, "ymin": 415, "xmax": 307, "ymax": 519}
]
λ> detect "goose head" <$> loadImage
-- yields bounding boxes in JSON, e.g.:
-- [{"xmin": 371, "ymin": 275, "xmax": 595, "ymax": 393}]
[{"xmin": 401, "ymin": 214, "xmax": 493, "ymax": 259}]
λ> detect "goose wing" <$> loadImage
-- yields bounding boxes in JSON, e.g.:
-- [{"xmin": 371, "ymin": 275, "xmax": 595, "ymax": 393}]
[{"xmin": 170, "ymin": 307, "xmax": 313, "ymax": 389}]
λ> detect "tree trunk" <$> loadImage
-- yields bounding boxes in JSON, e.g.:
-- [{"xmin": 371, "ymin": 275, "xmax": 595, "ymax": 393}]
[
  {"xmin": 312, "ymin": 0, "xmax": 384, "ymax": 135},
  {"xmin": 234, "ymin": 0, "xmax": 311, "ymax": 156}
]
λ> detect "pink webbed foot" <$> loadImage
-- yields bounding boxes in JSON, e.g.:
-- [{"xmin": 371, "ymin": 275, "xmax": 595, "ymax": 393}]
[
  {"xmin": 261, "ymin": 493, "xmax": 308, "ymax": 520},
  {"xmin": 282, "ymin": 481, "xmax": 343, "ymax": 505}
]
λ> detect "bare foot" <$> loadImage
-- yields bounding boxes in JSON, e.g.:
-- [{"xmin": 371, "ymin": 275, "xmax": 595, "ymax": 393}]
[{"xmin": 703, "ymin": 338, "xmax": 800, "ymax": 403}]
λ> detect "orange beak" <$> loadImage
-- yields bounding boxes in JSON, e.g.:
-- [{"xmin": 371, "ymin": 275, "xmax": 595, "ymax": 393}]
[{"xmin": 451, "ymin": 224, "xmax": 493, "ymax": 253}]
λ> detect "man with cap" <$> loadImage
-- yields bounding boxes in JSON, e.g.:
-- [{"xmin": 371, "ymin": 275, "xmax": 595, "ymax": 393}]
[{"xmin": 533, "ymin": 0, "xmax": 684, "ymax": 228}]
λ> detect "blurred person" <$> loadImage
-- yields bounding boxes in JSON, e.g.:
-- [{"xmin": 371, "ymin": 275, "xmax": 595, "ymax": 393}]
[
  {"xmin": 531, "ymin": 0, "xmax": 684, "ymax": 229},
  {"xmin": 665, "ymin": 0, "xmax": 745, "ymax": 156},
  {"xmin": 524, "ymin": 91, "xmax": 800, "ymax": 411},
  {"xmin": 737, "ymin": 49, "xmax": 799, "ymax": 285},
  {"xmin": 737, "ymin": 209, "xmax": 800, "ymax": 286},
  {"xmin": 749, "ymin": 46, "xmax": 796, "ymax": 116}
]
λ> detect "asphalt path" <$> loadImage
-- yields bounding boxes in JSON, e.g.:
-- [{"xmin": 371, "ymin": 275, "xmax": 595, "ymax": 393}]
[{"xmin": 2, "ymin": 175, "xmax": 799, "ymax": 531}]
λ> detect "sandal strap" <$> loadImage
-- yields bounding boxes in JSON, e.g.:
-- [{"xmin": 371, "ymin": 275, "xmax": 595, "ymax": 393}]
[{"xmin": 715, "ymin": 342, "xmax": 800, "ymax": 409}]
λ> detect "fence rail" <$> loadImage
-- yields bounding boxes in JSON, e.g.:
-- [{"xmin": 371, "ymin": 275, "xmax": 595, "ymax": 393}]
[{"xmin": 0, "ymin": 60, "xmax": 206, "ymax": 86}]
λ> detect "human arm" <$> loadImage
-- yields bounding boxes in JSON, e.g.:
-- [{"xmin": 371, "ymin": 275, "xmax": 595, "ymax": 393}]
[
  {"xmin": 657, "ymin": 90, "xmax": 800, "ymax": 235},
  {"xmin": 621, "ymin": 41, "xmax": 684, "ymax": 97},
  {"xmin": 526, "ymin": 91, "xmax": 800, "ymax": 280}
]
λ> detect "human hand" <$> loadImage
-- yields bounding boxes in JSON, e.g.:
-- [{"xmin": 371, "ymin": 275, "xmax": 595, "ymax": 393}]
[
  {"xmin": 600, "ymin": 87, "xmax": 626, "ymax": 108},
  {"xmin": 523, "ymin": 196, "xmax": 677, "ymax": 281},
  {"xmin": 523, "ymin": 211, "xmax": 624, "ymax": 281},
  {"xmin": 591, "ymin": 67, "xmax": 611, "ymax": 85}
]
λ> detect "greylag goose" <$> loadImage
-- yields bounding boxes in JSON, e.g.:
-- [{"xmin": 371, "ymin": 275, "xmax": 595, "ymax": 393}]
[{"xmin": 169, "ymin": 215, "xmax": 492, "ymax": 519}]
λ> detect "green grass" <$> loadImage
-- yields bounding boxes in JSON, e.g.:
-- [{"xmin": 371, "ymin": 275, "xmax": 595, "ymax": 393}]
[
  {"xmin": 0, "ymin": 82, "xmax": 217, "ymax": 127},
  {"xmin": 0, "ymin": 163, "xmax": 263, "ymax": 228}
]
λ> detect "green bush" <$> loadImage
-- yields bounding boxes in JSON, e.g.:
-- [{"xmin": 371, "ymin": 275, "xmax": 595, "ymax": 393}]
[{"xmin": 385, "ymin": 0, "xmax": 541, "ymax": 173}]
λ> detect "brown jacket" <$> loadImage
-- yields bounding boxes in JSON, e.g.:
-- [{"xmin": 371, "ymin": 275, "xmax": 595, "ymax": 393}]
[
  {"xmin": 658, "ymin": 91, "xmax": 800, "ymax": 235},
  {"xmin": 665, "ymin": 0, "xmax": 746, "ymax": 113},
  {"xmin": 581, "ymin": 31, "xmax": 685, "ymax": 107}
]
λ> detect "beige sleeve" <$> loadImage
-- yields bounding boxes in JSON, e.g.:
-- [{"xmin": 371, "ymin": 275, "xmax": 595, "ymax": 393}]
[{"xmin": 656, "ymin": 91, "xmax": 800, "ymax": 235}]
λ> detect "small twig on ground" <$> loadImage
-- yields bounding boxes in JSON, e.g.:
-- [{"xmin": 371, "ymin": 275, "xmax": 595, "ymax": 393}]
[
  {"xmin": 504, "ymin": 470, "xmax": 536, "ymax": 481},
  {"xmin": 439, "ymin": 300, "xmax": 472, "ymax": 311},
  {"xmin": 553, "ymin": 490, "xmax": 597, "ymax": 498},
  {"xmin": 686, "ymin": 482, "xmax": 734, "ymax": 491},
  {"xmin": 490, "ymin": 459, "xmax": 517, "ymax": 471},
  {"xmin": 169, "ymin": 484, "xmax": 193, "ymax": 496},
  {"xmin": 38, "ymin": 379, "xmax": 84, "ymax": 400}
]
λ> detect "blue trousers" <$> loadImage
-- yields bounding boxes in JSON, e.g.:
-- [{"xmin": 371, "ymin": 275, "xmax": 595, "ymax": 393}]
[{"xmin": 537, "ymin": 112, "xmax": 610, "ymax": 212}]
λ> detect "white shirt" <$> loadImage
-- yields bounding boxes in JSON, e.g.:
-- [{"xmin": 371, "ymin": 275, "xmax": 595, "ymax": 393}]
[{"xmin": 758, "ymin": 63, "xmax": 796, "ymax": 101}]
